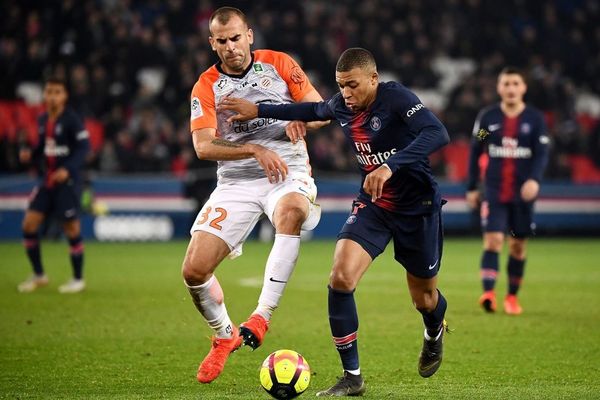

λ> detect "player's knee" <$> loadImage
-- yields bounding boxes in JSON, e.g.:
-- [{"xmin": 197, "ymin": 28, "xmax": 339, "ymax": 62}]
[
  {"xmin": 413, "ymin": 288, "xmax": 438, "ymax": 313},
  {"xmin": 274, "ymin": 205, "xmax": 306, "ymax": 233},
  {"xmin": 329, "ymin": 267, "xmax": 357, "ymax": 291},
  {"xmin": 22, "ymin": 219, "xmax": 38, "ymax": 234},
  {"xmin": 181, "ymin": 254, "xmax": 213, "ymax": 285},
  {"xmin": 509, "ymin": 241, "xmax": 526, "ymax": 259},
  {"xmin": 484, "ymin": 234, "xmax": 503, "ymax": 252}
]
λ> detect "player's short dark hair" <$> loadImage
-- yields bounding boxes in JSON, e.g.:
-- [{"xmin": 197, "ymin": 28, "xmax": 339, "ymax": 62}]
[
  {"xmin": 209, "ymin": 6, "xmax": 248, "ymax": 27},
  {"xmin": 499, "ymin": 66, "xmax": 526, "ymax": 82},
  {"xmin": 336, "ymin": 48, "xmax": 377, "ymax": 72},
  {"xmin": 44, "ymin": 76, "xmax": 68, "ymax": 92}
]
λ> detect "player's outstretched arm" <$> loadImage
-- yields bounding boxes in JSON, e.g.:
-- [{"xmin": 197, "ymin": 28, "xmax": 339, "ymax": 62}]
[{"xmin": 192, "ymin": 128, "xmax": 288, "ymax": 183}]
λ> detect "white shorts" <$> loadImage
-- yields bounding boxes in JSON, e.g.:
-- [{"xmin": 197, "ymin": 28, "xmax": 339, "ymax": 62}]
[{"xmin": 190, "ymin": 172, "xmax": 320, "ymax": 259}]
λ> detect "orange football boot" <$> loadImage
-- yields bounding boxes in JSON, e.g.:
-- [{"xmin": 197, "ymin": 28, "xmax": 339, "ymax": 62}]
[
  {"xmin": 478, "ymin": 290, "xmax": 497, "ymax": 313},
  {"xmin": 197, "ymin": 326, "xmax": 242, "ymax": 383},
  {"xmin": 504, "ymin": 294, "xmax": 523, "ymax": 315},
  {"xmin": 239, "ymin": 314, "xmax": 269, "ymax": 350}
]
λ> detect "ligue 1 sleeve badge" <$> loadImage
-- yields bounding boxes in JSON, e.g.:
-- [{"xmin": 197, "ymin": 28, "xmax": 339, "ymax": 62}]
[{"xmin": 476, "ymin": 128, "xmax": 490, "ymax": 141}]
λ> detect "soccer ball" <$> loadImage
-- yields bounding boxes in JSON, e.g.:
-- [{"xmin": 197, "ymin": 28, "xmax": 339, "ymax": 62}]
[{"xmin": 259, "ymin": 349, "xmax": 310, "ymax": 399}]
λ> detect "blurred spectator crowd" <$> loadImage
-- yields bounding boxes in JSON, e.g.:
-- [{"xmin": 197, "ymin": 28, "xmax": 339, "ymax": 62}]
[{"xmin": 1, "ymin": 0, "xmax": 600, "ymax": 182}]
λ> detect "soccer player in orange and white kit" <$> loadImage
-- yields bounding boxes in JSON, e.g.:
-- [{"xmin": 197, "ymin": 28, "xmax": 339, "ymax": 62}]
[{"xmin": 181, "ymin": 6, "xmax": 328, "ymax": 383}]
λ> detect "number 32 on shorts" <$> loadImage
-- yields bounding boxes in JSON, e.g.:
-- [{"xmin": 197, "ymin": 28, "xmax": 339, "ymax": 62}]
[{"xmin": 196, "ymin": 206, "xmax": 228, "ymax": 230}]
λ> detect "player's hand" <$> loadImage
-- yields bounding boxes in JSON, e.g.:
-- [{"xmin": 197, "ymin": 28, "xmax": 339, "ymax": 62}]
[
  {"xmin": 250, "ymin": 144, "xmax": 289, "ymax": 183},
  {"xmin": 50, "ymin": 167, "xmax": 70, "ymax": 184},
  {"xmin": 520, "ymin": 179, "xmax": 539, "ymax": 202},
  {"xmin": 219, "ymin": 97, "xmax": 259, "ymax": 123},
  {"xmin": 286, "ymin": 121, "xmax": 307, "ymax": 144},
  {"xmin": 466, "ymin": 190, "xmax": 481, "ymax": 209},
  {"xmin": 363, "ymin": 165, "xmax": 393, "ymax": 202},
  {"xmin": 19, "ymin": 148, "xmax": 32, "ymax": 164}
]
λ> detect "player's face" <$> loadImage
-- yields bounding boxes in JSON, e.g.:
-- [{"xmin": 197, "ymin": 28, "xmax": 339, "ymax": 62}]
[
  {"xmin": 43, "ymin": 83, "xmax": 68, "ymax": 111},
  {"xmin": 335, "ymin": 67, "xmax": 378, "ymax": 112},
  {"xmin": 497, "ymin": 73, "xmax": 527, "ymax": 106},
  {"xmin": 209, "ymin": 16, "xmax": 254, "ymax": 74}
]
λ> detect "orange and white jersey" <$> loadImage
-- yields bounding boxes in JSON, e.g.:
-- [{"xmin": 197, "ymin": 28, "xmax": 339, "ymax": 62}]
[{"xmin": 190, "ymin": 49, "xmax": 316, "ymax": 184}]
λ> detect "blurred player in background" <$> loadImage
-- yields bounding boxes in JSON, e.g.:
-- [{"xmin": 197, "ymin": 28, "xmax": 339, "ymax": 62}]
[
  {"xmin": 181, "ymin": 7, "xmax": 327, "ymax": 384},
  {"xmin": 18, "ymin": 77, "xmax": 90, "ymax": 294},
  {"xmin": 466, "ymin": 67, "xmax": 550, "ymax": 315},
  {"xmin": 222, "ymin": 47, "xmax": 450, "ymax": 396}
]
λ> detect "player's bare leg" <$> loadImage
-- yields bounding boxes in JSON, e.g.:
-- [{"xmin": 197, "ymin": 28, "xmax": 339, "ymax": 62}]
[
  {"xmin": 316, "ymin": 240, "xmax": 369, "ymax": 397},
  {"xmin": 182, "ymin": 231, "xmax": 241, "ymax": 383},
  {"xmin": 59, "ymin": 218, "xmax": 85, "ymax": 293},
  {"xmin": 504, "ymin": 237, "xmax": 526, "ymax": 315},
  {"xmin": 479, "ymin": 232, "xmax": 504, "ymax": 312},
  {"xmin": 408, "ymin": 273, "xmax": 448, "ymax": 378},
  {"xmin": 241, "ymin": 192, "xmax": 309, "ymax": 349},
  {"xmin": 18, "ymin": 210, "xmax": 48, "ymax": 293}
]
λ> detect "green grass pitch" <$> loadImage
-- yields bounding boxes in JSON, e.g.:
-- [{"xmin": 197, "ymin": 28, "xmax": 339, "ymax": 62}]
[{"xmin": 1, "ymin": 238, "xmax": 599, "ymax": 399}]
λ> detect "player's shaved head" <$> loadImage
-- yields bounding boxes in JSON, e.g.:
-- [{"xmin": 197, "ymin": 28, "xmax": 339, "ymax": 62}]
[
  {"xmin": 336, "ymin": 48, "xmax": 377, "ymax": 73},
  {"xmin": 209, "ymin": 6, "xmax": 248, "ymax": 29}
]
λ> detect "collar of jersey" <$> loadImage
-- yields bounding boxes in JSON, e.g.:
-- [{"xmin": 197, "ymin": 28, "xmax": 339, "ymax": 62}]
[{"xmin": 216, "ymin": 53, "xmax": 256, "ymax": 79}]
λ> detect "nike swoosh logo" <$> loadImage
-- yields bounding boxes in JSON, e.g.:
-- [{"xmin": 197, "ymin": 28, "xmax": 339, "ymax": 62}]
[
  {"xmin": 428, "ymin": 260, "xmax": 439, "ymax": 270},
  {"xmin": 269, "ymin": 277, "xmax": 287, "ymax": 284},
  {"xmin": 340, "ymin": 121, "xmax": 349, "ymax": 127}
]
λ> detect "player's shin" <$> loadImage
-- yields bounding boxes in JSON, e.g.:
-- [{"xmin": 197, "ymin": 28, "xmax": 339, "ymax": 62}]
[
  {"xmin": 507, "ymin": 256, "xmax": 525, "ymax": 295},
  {"xmin": 328, "ymin": 286, "xmax": 360, "ymax": 375},
  {"xmin": 481, "ymin": 250, "xmax": 499, "ymax": 291},
  {"xmin": 186, "ymin": 275, "xmax": 234, "ymax": 339},
  {"xmin": 254, "ymin": 234, "xmax": 301, "ymax": 320},
  {"xmin": 23, "ymin": 232, "xmax": 44, "ymax": 276},
  {"xmin": 420, "ymin": 289, "xmax": 447, "ymax": 338},
  {"xmin": 68, "ymin": 236, "xmax": 84, "ymax": 280}
]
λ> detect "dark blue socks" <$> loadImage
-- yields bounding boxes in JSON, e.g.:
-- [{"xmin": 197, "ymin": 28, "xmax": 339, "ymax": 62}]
[
  {"xmin": 68, "ymin": 236, "xmax": 84, "ymax": 280},
  {"xmin": 507, "ymin": 256, "xmax": 525, "ymax": 295},
  {"xmin": 480, "ymin": 250, "xmax": 499, "ymax": 291},
  {"xmin": 328, "ymin": 286, "xmax": 359, "ymax": 371},
  {"xmin": 23, "ymin": 232, "xmax": 44, "ymax": 276}
]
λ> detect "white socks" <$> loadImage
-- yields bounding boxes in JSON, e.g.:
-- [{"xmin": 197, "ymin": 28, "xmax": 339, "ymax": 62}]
[
  {"xmin": 186, "ymin": 275, "xmax": 234, "ymax": 339},
  {"xmin": 254, "ymin": 234, "xmax": 301, "ymax": 321}
]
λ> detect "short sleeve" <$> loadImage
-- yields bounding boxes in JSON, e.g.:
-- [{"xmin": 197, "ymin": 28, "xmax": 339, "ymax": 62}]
[
  {"xmin": 269, "ymin": 51, "xmax": 316, "ymax": 102},
  {"xmin": 190, "ymin": 69, "xmax": 218, "ymax": 132}
]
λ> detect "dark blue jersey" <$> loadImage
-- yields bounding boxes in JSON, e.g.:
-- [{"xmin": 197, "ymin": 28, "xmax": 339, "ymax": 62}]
[
  {"xmin": 258, "ymin": 81, "xmax": 450, "ymax": 214},
  {"xmin": 33, "ymin": 107, "xmax": 90, "ymax": 188},
  {"xmin": 467, "ymin": 104, "xmax": 550, "ymax": 203}
]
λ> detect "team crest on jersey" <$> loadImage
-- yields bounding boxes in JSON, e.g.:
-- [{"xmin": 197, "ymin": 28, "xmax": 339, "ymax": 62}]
[
  {"xmin": 55, "ymin": 124, "xmax": 62, "ymax": 135},
  {"xmin": 260, "ymin": 77, "xmax": 272, "ymax": 88},
  {"xmin": 253, "ymin": 63, "xmax": 264, "ymax": 73},
  {"xmin": 521, "ymin": 123, "xmax": 531, "ymax": 134},
  {"xmin": 191, "ymin": 97, "xmax": 203, "ymax": 119},
  {"xmin": 370, "ymin": 116, "xmax": 381, "ymax": 131}
]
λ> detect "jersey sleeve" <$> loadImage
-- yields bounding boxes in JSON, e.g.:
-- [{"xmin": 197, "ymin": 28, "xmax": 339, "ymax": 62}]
[
  {"xmin": 268, "ymin": 51, "xmax": 316, "ymax": 102},
  {"xmin": 63, "ymin": 111, "xmax": 90, "ymax": 175},
  {"xmin": 467, "ymin": 109, "xmax": 488, "ymax": 190},
  {"xmin": 258, "ymin": 98, "xmax": 335, "ymax": 121},
  {"xmin": 529, "ymin": 111, "xmax": 550, "ymax": 182},
  {"xmin": 383, "ymin": 85, "xmax": 450, "ymax": 173},
  {"xmin": 190, "ymin": 70, "xmax": 218, "ymax": 132}
]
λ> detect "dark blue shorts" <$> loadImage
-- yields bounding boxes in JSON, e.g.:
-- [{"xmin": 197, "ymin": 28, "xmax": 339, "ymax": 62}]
[
  {"xmin": 28, "ymin": 184, "xmax": 81, "ymax": 220},
  {"xmin": 480, "ymin": 201, "xmax": 535, "ymax": 238},
  {"xmin": 337, "ymin": 199, "xmax": 444, "ymax": 279}
]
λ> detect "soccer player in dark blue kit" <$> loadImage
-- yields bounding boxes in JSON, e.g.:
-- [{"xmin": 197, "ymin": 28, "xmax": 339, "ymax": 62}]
[
  {"xmin": 18, "ymin": 77, "xmax": 90, "ymax": 294},
  {"xmin": 221, "ymin": 48, "xmax": 450, "ymax": 396},
  {"xmin": 466, "ymin": 67, "xmax": 549, "ymax": 315}
]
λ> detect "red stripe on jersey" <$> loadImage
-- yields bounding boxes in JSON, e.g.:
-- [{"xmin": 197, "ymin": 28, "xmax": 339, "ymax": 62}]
[
  {"xmin": 350, "ymin": 112, "xmax": 377, "ymax": 173},
  {"xmin": 499, "ymin": 116, "xmax": 518, "ymax": 202},
  {"xmin": 45, "ymin": 118, "xmax": 57, "ymax": 189}
]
